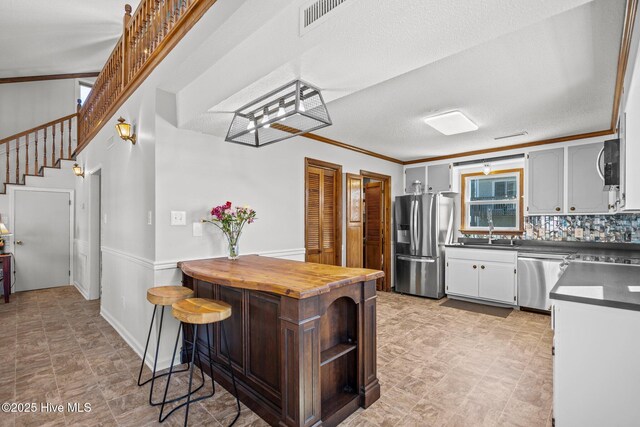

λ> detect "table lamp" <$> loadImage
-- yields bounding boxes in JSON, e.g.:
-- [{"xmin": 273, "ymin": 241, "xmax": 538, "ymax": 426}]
[{"xmin": 0, "ymin": 223, "xmax": 12, "ymax": 254}]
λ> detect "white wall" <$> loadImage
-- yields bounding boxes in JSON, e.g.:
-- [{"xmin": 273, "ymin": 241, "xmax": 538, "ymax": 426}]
[
  {"xmin": 154, "ymin": 112, "xmax": 404, "ymax": 266},
  {"xmin": 0, "ymin": 79, "xmax": 78, "ymax": 139}
]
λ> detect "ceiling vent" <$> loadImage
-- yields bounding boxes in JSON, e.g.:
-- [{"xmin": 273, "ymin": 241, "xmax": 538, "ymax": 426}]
[{"xmin": 300, "ymin": 0, "xmax": 350, "ymax": 35}]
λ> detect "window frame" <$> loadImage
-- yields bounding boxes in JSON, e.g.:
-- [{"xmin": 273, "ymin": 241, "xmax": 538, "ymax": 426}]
[{"xmin": 459, "ymin": 168, "xmax": 524, "ymax": 234}]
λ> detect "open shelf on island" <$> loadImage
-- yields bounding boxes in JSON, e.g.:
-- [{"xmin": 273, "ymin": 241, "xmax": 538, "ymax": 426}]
[
  {"xmin": 321, "ymin": 342, "xmax": 357, "ymax": 367},
  {"xmin": 320, "ymin": 297, "xmax": 359, "ymax": 422}
]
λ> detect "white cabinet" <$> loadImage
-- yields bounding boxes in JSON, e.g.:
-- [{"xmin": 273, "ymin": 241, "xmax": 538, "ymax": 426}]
[
  {"xmin": 446, "ymin": 248, "xmax": 517, "ymax": 305},
  {"xmin": 553, "ymin": 300, "xmax": 640, "ymax": 426},
  {"xmin": 427, "ymin": 164, "xmax": 452, "ymax": 192},
  {"xmin": 527, "ymin": 145, "xmax": 611, "ymax": 214},
  {"xmin": 567, "ymin": 143, "xmax": 609, "ymax": 213},
  {"xmin": 404, "ymin": 166, "xmax": 426, "ymax": 193},
  {"xmin": 527, "ymin": 148, "xmax": 564, "ymax": 214},
  {"xmin": 446, "ymin": 258, "xmax": 478, "ymax": 296}
]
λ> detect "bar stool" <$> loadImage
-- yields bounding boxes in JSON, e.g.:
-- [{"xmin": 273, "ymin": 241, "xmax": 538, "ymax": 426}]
[
  {"xmin": 159, "ymin": 298, "xmax": 241, "ymax": 427},
  {"xmin": 138, "ymin": 286, "xmax": 203, "ymax": 406}
]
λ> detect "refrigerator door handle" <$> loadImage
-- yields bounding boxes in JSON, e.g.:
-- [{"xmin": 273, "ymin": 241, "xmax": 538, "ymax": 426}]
[
  {"xmin": 397, "ymin": 255, "xmax": 436, "ymax": 263},
  {"xmin": 409, "ymin": 199, "xmax": 416, "ymax": 253}
]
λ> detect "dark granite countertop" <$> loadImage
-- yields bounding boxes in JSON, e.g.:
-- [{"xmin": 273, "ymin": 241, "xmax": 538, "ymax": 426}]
[
  {"xmin": 446, "ymin": 239, "xmax": 640, "ymax": 258},
  {"xmin": 550, "ymin": 263, "xmax": 640, "ymax": 312}
]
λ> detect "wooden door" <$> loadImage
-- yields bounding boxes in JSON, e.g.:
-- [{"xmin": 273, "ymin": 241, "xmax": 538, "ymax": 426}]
[
  {"xmin": 364, "ymin": 182, "xmax": 383, "ymax": 280},
  {"xmin": 346, "ymin": 174, "xmax": 363, "ymax": 267},
  {"xmin": 305, "ymin": 160, "xmax": 341, "ymax": 265}
]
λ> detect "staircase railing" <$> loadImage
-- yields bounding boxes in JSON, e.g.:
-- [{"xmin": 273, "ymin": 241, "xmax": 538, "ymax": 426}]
[
  {"xmin": 0, "ymin": 113, "xmax": 78, "ymax": 189},
  {"xmin": 76, "ymin": 0, "xmax": 218, "ymax": 154}
]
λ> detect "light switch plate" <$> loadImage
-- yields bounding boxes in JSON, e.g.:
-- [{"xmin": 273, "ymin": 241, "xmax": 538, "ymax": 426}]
[
  {"xmin": 171, "ymin": 211, "xmax": 186, "ymax": 226},
  {"xmin": 147, "ymin": 211, "xmax": 153, "ymax": 225},
  {"xmin": 193, "ymin": 222, "xmax": 203, "ymax": 237}
]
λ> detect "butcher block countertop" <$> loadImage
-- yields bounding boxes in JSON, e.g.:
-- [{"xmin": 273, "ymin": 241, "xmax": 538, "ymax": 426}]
[{"xmin": 178, "ymin": 255, "xmax": 384, "ymax": 299}]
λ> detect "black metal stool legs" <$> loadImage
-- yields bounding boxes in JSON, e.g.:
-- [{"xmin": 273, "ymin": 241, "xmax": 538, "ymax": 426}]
[
  {"xmin": 159, "ymin": 323, "xmax": 216, "ymax": 425},
  {"xmin": 221, "ymin": 322, "xmax": 241, "ymax": 427},
  {"xmin": 138, "ymin": 305, "xmax": 202, "ymax": 406}
]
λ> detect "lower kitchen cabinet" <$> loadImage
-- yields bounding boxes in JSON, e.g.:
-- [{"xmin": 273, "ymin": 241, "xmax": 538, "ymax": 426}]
[
  {"xmin": 446, "ymin": 248, "xmax": 517, "ymax": 305},
  {"xmin": 478, "ymin": 261, "xmax": 517, "ymax": 304},
  {"xmin": 446, "ymin": 258, "xmax": 478, "ymax": 296},
  {"xmin": 552, "ymin": 299, "xmax": 640, "ymax": 426}
]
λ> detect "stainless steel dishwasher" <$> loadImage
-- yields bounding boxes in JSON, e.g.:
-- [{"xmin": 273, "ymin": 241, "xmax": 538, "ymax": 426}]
[{"xmin": 517, "ymin": 252, "xmax": 570, "ymax": 312}]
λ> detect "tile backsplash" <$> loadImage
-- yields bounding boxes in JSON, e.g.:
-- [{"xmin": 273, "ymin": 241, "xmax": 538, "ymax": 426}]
[{"xmin": 462, "ymin": 214, "xmax": 640, "ymax": 244}]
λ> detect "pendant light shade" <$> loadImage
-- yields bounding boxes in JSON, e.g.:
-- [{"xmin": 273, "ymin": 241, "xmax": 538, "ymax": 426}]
[{"xmin": 225, "ymin": 80, "xmax": 332, "ymax": 147}]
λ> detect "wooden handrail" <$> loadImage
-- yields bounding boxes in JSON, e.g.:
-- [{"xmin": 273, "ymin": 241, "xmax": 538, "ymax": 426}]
[
  {"xmin": 0, "ymin": 113, "xmax": 77, "ymax": 146},
  {"xmin": 75, "ymin": 0, "xmax": 219, "ymax": 154}
]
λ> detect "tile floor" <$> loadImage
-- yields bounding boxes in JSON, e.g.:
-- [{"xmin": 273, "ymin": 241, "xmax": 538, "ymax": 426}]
[{"xmin": 0, "ymin": 286, "xmax": 552, "ymax": 427}]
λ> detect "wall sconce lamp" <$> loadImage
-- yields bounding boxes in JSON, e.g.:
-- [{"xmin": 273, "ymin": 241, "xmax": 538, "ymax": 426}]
[
  {"xmin": 115, "ymin": 117, "xmax": 137, "ymax": 144},
  {"xmin": 72, "ymin": 163, "xmax": 84, "ymax": 178}
]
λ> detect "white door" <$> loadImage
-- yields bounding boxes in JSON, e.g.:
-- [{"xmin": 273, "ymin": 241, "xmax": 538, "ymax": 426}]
[
  {"xmin": 478, "ymin": 261, "xmax": 516, "ymax": 304},
  {"xmin": 446, "ymin": 258, "xmax": 479, "ymax": 297},
  {"xmin": 14, "ymin": 190, "xmax": 71, "ymax": 291}
]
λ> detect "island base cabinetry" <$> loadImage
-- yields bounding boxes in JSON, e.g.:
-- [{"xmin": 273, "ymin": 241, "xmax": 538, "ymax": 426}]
[{"xmin": 181, "ymin": 274, "xmax": 380, "ymax": 427}]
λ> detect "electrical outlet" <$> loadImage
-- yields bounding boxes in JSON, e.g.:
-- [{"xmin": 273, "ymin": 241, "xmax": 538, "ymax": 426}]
[
  {"xmin": 170, "ymin": 211, "xmax": 186, "ymax": 226},
  {"xmin": 193, "ymin": 222, "xmax": 203, "ymax": 237},
  {"xmin": 147, "ymin": 211, "xmax": 153, "ymax": 225},
  {"xmin": 103, "ymin": 213, "xmax": 108, "ymax": 224}
]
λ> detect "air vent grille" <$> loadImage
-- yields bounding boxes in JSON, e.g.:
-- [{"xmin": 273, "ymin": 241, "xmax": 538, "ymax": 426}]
[{"xmin": 300, "ymin": 0, "xmax": 349, "ymax": 34}]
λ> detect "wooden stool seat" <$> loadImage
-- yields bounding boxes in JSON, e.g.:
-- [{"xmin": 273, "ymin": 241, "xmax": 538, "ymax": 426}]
[
  {"xmin": 172, "ymin": 298, "xmax": 232, "ymax": 324},
  {"xmin": 147, "ymin": 286, "xmax": 194, "ymax": 306}
]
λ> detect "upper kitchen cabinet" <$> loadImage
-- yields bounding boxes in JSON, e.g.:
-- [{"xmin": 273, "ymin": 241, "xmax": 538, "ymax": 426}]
[
  {"xmin": 567, "ymin": 143, "xmax": 609, "ymax": 213},
  {"xmin": 427, "ymin": 164, "xmax": 452, "ymax": 192},
  {"xmin": 404, "ymin": 166, "xmax": 426, "ymax": 193},
  {"xmin": 526, "ymin": 148, "xmax": 564, "ymax": 214}
]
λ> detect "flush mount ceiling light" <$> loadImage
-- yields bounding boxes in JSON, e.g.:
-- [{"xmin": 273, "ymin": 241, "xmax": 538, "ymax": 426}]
[
  {"xmin": 482, "ymin": 163, "xmax": 492, "ymax": 175},
  {"xmin": 424, "ymin": 111, "xmax": 478, "ymax": 136},
  {"xmin": 225, "ymin": 80, "xmax": 332, "ymax": 147}
]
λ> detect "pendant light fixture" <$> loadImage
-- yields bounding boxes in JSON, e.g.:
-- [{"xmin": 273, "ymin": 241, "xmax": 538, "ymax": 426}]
[{"xmin": 226, "ymin": 80, "xmax": 332, "ymax": 147}]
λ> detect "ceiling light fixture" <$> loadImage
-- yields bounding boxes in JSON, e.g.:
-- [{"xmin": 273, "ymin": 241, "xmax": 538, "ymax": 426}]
[
  {"xmin": 277, "ymin": 99, "xmax": 286, "ymax": 120},
  {"xmin": 226, "ymin": 80, "xmax": 331, "ymax": 147},
  {"xmin": 424, "ymin": 111, "xmax": 478, "ymax": 136},
  {"xmin": 482, "ymin": 163, "xmax": 492, "ymax": 175},
  {"xmin": 115, "ymin": 117, "xmax": 137, "ymax": 144}
]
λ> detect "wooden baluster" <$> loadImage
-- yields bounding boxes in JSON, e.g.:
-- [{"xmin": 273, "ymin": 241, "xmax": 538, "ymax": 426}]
[
  {"xmin": 25, "ymin": 134, "xmax": 29, "ymax": 180},
  {"xmin": 68, "ymin": 118, "xmax": 72, "ymax": 159},
  {"xmin": 15, "ymin": 137, "xmax": 19, "ymax": 184},
  {"xmin": 60, "ymin": 121, "xmax": 64, "ymax": 160},
  {"xmin": 51, "ymin": 122, "xmax": 56, "ymax": 166},
  {"xmin": 44, "ymin": 126, "xmax": 48, "ymax": 168},
  {"xmin": 35, "ymin": 130, "xmax": 39, "ymax": 175}
]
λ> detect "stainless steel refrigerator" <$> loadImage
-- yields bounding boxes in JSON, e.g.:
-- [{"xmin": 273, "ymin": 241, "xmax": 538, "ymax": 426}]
[{"xmin": 394, "ymin": 192, "xmax": 455, "ymax": 298}]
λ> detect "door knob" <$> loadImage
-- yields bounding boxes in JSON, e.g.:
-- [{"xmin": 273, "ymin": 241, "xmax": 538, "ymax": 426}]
[
  {"xmin": 570, "ymin": 207, "xmax": 576, "ymax": 211},
  {"xmin": 481, "ymin": 265, "xmax": 485, "ymax": 269},
  {"xmin": 473, "ymin": 265, "xmax": 477, "ymax": 269},
  {"xmin": 15, "ymin": 240, "xmax": 23, "ymax": 245}
]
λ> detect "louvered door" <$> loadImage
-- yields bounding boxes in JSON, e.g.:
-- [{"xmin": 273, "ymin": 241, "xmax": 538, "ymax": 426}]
[{"xmin": 305, "ymin": 160, "xmax": 341, "ymax": 266}]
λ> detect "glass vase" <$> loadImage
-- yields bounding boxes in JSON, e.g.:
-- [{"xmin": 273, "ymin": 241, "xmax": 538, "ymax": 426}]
[{"xmin": 228, "ymin": 241, "xmax": 240, "ymax": 260}]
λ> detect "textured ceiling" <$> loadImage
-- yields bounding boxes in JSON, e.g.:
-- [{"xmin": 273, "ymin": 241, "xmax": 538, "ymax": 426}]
[
  {"xmin": 173, "ymin": 0, "xmax": 625, "ymax": 161},
  {"xmin": 0, "ymin": 0, "xmax": 140, "ymax": 78}
]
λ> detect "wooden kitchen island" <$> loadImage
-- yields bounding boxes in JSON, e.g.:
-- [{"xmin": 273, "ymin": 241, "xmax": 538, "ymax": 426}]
[{"xmin": 178, "ymin": 255, "xmax": 383, "ymax": 427}]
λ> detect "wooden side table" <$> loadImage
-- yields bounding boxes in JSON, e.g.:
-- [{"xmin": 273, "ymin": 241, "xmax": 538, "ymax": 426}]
[{"xmin": 1, "ymin": 254, "xmax": 12, "ymax": 303}]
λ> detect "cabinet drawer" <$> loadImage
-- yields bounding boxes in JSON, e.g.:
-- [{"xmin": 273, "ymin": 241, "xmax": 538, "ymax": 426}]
[{"xmin": 446, "ymin": 248, "xmax": 517, "ymax": 264}]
